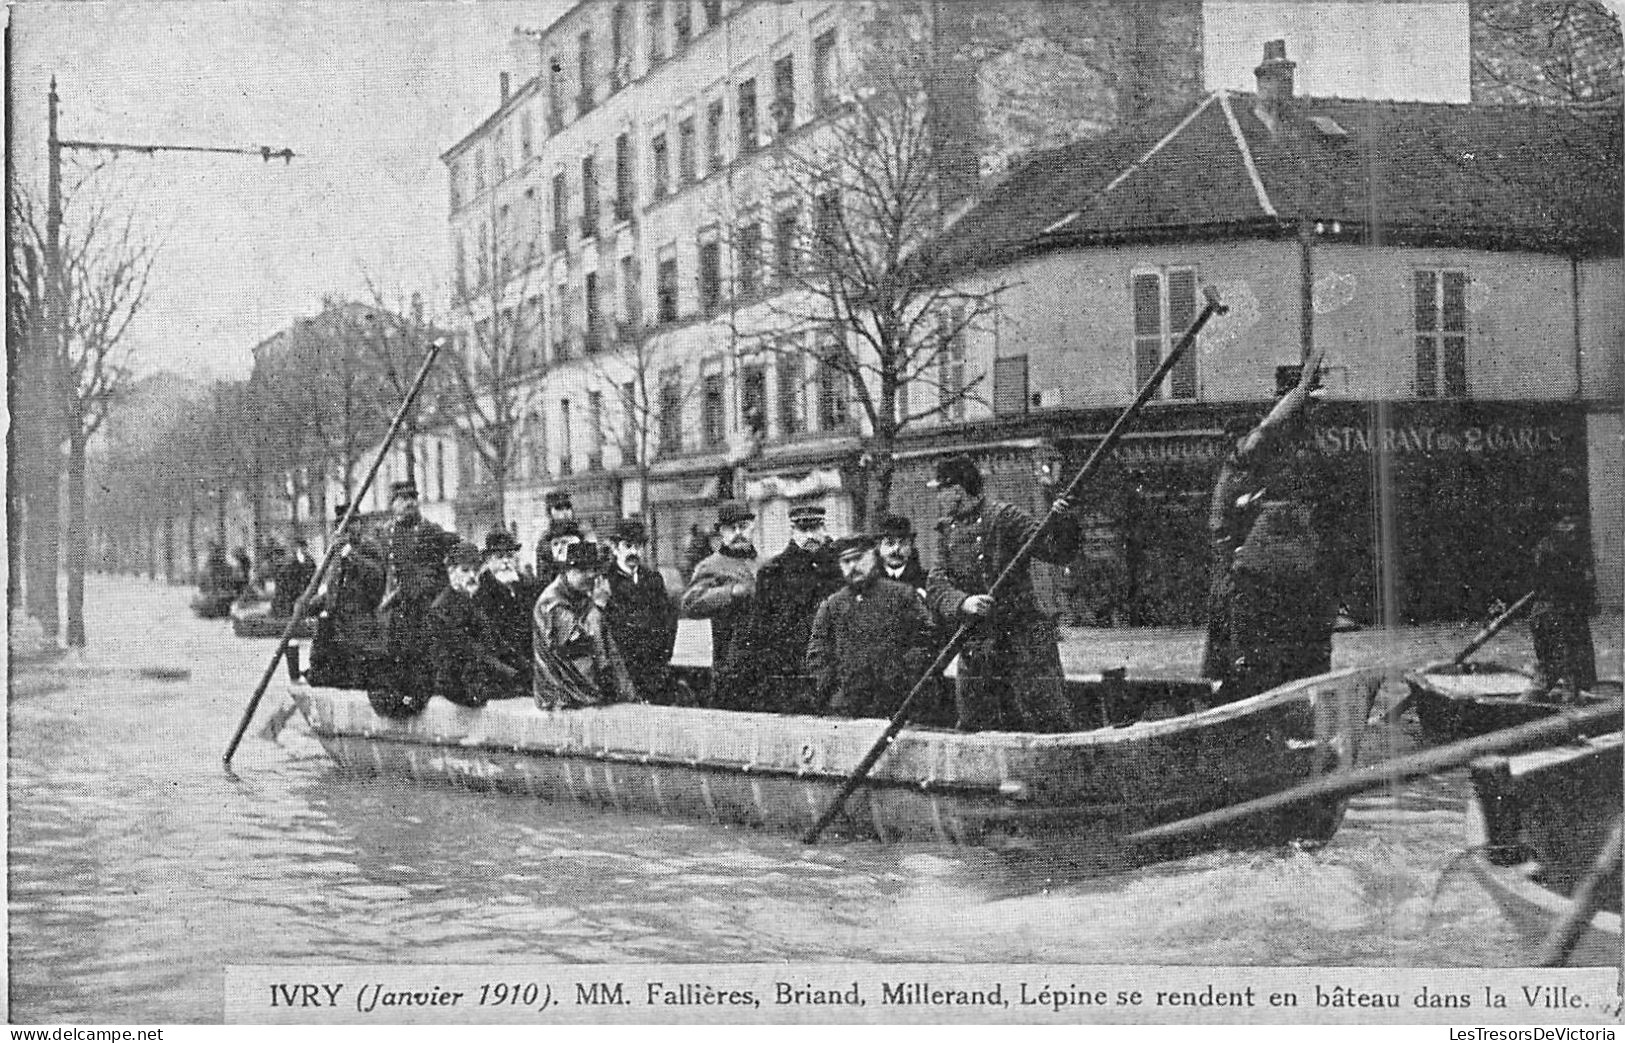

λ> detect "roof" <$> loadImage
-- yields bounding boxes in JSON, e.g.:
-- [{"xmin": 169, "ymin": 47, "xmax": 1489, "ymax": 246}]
[{"xmin": 937, "ymin": 91, "xmax": 1624, "ymax": 269}]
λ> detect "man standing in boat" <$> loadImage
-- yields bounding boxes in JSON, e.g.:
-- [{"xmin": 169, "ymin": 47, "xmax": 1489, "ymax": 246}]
[
  {"xmin": 533, "ymin": 541, "xmax": 639, "ymax": 707},
  {"xmin": 723, "ymin": 503, "xmax": 843, "ymax": 713},
  {"xmin": 430, "ymin": 540, "xmax": 524, "ymax": 706},
  {"xmin": 601, "ymin": 518, "xmax": 678, "ymax": 703},
  {"xmin": 473, "ymin": 528, "xmax": 539, "ymax": 693},
  {"xmin": 679, "ymin": 501, "xmax": 761, "ymax": 709},
  {"xmin": 925, "ymin": 454, "xmax": 1081, "ymax": 732},
  {"xmin": 307, "ymin": 502, "xmax": 387, "ymax": 689},
  {"xmin": 375, "ymin": 479, "xmax": 453, "ymax": 715},
  {"xmin": 1525, "ymin": 507, "xmax": 1598, "ymax": 700},
  {"xmin": 808, "ymin": 534, "xmax": 935, "ymax": 719}
]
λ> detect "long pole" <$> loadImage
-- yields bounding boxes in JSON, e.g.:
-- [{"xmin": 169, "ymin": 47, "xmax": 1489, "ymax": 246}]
[
  {"xmin": 1538, "ymin": 812, "xmax": 1623, "ymax": 966},
  {"xmin": 802, "ymin": 286, "xmax": 1229, "ymax": 844},
  {"xmin": 1383, "ymin": 590, "xmax": 1538, "ymax": 724},
  {"xmin": 222, "ymin": 337, "xmax": 445, "ymax": 768}
]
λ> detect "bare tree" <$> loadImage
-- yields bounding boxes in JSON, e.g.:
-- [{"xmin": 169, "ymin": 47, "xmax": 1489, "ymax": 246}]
[
  {"xmin": 723, "ymin": 10, "xmax": 1002, "ymax": 524},
  {"xmin": 357, "ymin": 278, "xmax": 456, "ymax": 489},
  {"xmin": 1474, "ymin": 0, "xmax": 1623, "ymax": 105}
]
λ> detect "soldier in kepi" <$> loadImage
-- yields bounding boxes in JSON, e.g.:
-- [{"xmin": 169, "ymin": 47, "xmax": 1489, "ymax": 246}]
[
  {"xmin": 533, "ymin": 541, "xmax": 638, "ymax": 708},
  {"xmin": 307, "ymin": 502, "xmax": 386, "ymax": 689},
  {"xmin": 1523, "ymin": 506, "xmax": 1598, "ymax": 701},
  {"xmin": 925, "ymin": 454, "xmax": 1082, "ymax": 732},
  {"xmin": 374, "ymin": 479, "xmax": 453, "ymax": 716},
  {"xmin": 428, "ymin": 540, "xmax": 525, "ymax": 707}
]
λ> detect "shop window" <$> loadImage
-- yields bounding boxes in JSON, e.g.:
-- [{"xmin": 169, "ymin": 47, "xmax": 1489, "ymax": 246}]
[
  {"xmin": 705, "ymin": 98, "xmax": 725, "ymax": 174},
  {"xmin": 1415, "ymin": 269, "xmax": 1468, "ymax": 399},
  {"xmin": 698, "ymin": 239, "xmax": 722, "ymax": 316},
  {"xmin": 772, "ymin": 55, "xmax": 795, "ymax": 136},
  {"xmin": 657, "ymin": 256, "xmax": 680, "ymax": 324},
  {"xmin": 1132, "ymin": 268, "xmax": 1198, "ymax": 400},
  {"xmin": 778, "ymin": 352, "xmax": 804, "ymax": 437},
  {"xmin": 678, "ymin": 116, "xmax": 697, "ymax": 186},
  {"xmin": 738, "ymin": 78, "xmax": 759, "ymax": 154},
  {"xmin": 993, "ymin": 355, "xmax": 1028, "ymax": 416},
  {"xmin": 813, "ymin": 29, "xmax": 838, "ymax": 115}
]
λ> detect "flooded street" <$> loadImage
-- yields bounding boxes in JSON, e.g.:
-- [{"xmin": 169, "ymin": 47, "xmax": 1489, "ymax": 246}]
[{"xmin": 8, "ymin": 574, "xmax": 1619, "ymax": 1022}]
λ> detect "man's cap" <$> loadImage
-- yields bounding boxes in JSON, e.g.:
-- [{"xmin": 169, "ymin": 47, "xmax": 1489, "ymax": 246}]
[
  {"xmin": 832, "ymin": 534, "xmax": 876, "ymax": 560},
  {"xmin": 483, "ymin": 528, "xmax": 522, "ymax": 555},
  {"xmin": 389, "ymin": 479, "xmax": 418, "ymax": 500},
  {"xmin": 926, "ymin": 454, "xmax": 980, "ymax": 491},
  {"xmin": 444, "ymin": 540, "xmax": 483, "ymax": 569},
  {"xmin": 788, "ymin": 504, "xmax": 827, "ymax": 528},
  {"xmin": 877, "ymin": 513, "xmax": 915, "ymax": 539},
  {"xmin": 611, "ymin": 518, "xmax": 648, "ymax": 544},
  {"xmin": 544, "ymin": 490, "xmax": 573, "ymax": 510},
  {"xmin": 716, "ymin": 501, "xmax": 756, "ymax": 527},
  {"xmin": 559, "ymin": 540, "xmax": 604, "ymax": 570},
  {"xmin": 546, "ymin": 519, "xmax": 584, "ymax": 542}
]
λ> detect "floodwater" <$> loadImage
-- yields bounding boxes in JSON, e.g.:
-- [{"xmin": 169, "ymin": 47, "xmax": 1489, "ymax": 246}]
[{"xmin": 7, "ymin": 574, "xmax": 1618, "ymax": 1022}]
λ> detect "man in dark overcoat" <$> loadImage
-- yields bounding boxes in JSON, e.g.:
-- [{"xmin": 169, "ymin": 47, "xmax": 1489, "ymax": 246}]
[
  {"xmin": 925, "ymin": 454, "xmax": 1081, "ymax": 733},
  {"xmin": 724, "ymin": 503, "xmax": 842, "ymax": 713},
  {"xmin": 473, "ymin": 528, "xmax": 539, "ymax": 690},
  {"xmin": 272, "ymin": 538, "xmax": 316, "ymax": 617},
  {"xmin": 602, "ymin": 518, "xmax": 678, "ymax": 703},
  {"xmin": 679, "ymin": 501, "xmax": 761, "ymax": 709},
  {"xmin": 430, "ymin": 541, "xmax": 524, "ymax": 706},
  {"xmin": 307, "ymin": 502, "xmax": 387, "ymax": 689},
  {"xmin": 1526, "ymin": 509, "xmax": 1598, "ymax": 699},
  {"xmin": 807, "ymin": 535, "xmax": 935, "ymax": 719},
  {"xmin": 375, "ymin": 479, "xmax": 453, "ymax": 714}
]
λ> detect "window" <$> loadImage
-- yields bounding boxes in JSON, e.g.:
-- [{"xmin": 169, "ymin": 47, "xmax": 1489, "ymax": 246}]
[
  {"xmin": 658, "ymin": 368, "xmax": 683, "ymax": 455},
  {"xmin": 674, "ymin": 0, "xmax": 692, "ymax": 47},
  {"xmin": 559, "ymin": 398, "xmax": 574, "ymax": 475},
  {"xmin": 741, "ymin": 364, "xmax": 767, "ymax": 437},
  {"xmin": 813, "ymin": 29, "xmax": 838, "ymax": 115},
  {"xmin": 777, "ymin": 352, "xmax": 803, "ymax": 436},
  {"xmin": 620, "ymin": 381, "xmax": 637, "ymax": 455},
  {"xmin": 657, "ymin": 256, "xmax": 679, "ymax": 323},
  {"xmin": 619, "ymin": 255, "xmax": 641, "ymax": 330},
  {"xmin": 455, "ymin": 239, "xmax": 467, "ymax": 296},
  {"xmin": 772, "ymin": 55, "xmax": 795, "ymax": 135},
  {"xmin": 814, "ymin": 191, "xmax": 842, "ymax": 269},
  {"xmin": 551, "ymin": 172, "xmax": 568, "ymax": 250},
  {"xmin": 647, "ymin": 1, "xmax": 667, "ymax": 65},
  {"xmin": 585, "ymin": 271, "xmax": 602, "ymax": 350},
  {"xmin": 939, "ymin": 310, "xmax": 966, "ymax": 421},
  {"xmin": 497, "ymin": 203, "xmax": 513, "ymax": 272},
  {"xmin": 738, "ymin": 78, "xmax": 759, "ymax": 154},
  {"xmin": 678, "ymin": 116, "xmax": 697, "ymax": 186},
  {"xmin": 993, "ymin": 356, "xmax": 1029, "ymax": 416},
  {"xmin": 614, "ymin": 133, "xmax": 635, "ymax": 220},
  {"xmin": 527, "ymin": 410, "xmax": 548, "ymax": 481},
  {"xmin": 494, "ymin": 127, "xmax": 508, "ymax": 180},
  {"xmin": 705, "ymin": 98, "xmax": 725, "ymax": 174},
  {"xmin": 450, "ymin": 161, "xmax": 463, "ymax": 211},
  {"xmin": 553, "ymin": 280, "xmax": 570, "ymax": 358},
  {"xmin": 651, "ymin": 133, "xmax": 670, "ymax": 199},
  {"xmin": 587, "ymin": 391, "xmax": 605, "ymax": 470},
  {"xmin": 736, "ymin": 220, "xmax": 762, "ymax": 298},
  {"xmin": 476, "ymin": 224, "xmax": 490, "ymax": 287},
  {"xmin": 698, "ymin": 239, "xmax": 722, "ymax": 316},
  {"xmin": 1415, "ymin": 269, "xmax": 1468, "ymax": 398},
  {"xmin": 580, "ymin": 155, "xmax": 600, "ymax": 237},
  {"xmin": 525, "ymin": 293, "xmax": 544, "ymax": 367},
  {"xmin": 547, "ymin": 57, "xmax": 566, "ymax": 132},
  {"xmin": 577, "ymin": 31, "xmax": 595, "ymax": 115},
  {"xmin": 701, "ymin": 0, "xmax": 721, "ymax": 31},
  {"xmin": 774, "ymin": 208, "xmax": 799, "ymax": 285},
  {"xmin": 474, "ymin": 148, "xmax": 486, "ymax": 195},
  {"xmin": 436, "ymin": 441, "xmax": 447, "ymax": 500},
  {"xmin": 610, "ymin": 5, "xmax": 630, "ymax": 89},
  {"xmin": 520, "ymin": 112, "xmax": 534, "ymax": 162},
  {"xmin": 816, "ymin": 349, "xmax": 850, "ymax": 431},
  {"xmin": 702, "ymin": 371, "xmax": 726, "ymax": 446},
  {"xmin": 1131, "ymin": 268, "xmax": 1198, "ymax": 400}
]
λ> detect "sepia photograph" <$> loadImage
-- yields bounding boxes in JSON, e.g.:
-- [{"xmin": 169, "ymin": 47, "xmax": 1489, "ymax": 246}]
[{"xmin": 6, "ymin": 0, "xmax": 1623, "ymax": 1028}]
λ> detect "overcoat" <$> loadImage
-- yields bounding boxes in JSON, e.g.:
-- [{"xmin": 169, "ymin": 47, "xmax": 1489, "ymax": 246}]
[
  {"xmin": 722, "ymin": 541, "xmax": 842, "ymax": 712},
  {"xmin": 806, "ymin": 576, "xmax": 934, "ymax": 718},
  {"xmin": 603, "ymin": 564, "xmax": 677, "ymax": 702},
  {"xmin": 533, "ymin": 575, "xmax": 639, "ymax": 707},
  {"xmin": 679, "ymin": 546, "xmax": 760, "ymax": 706},
  {"xmin": 428, "ymin": 586, "xmax": 525, "ymax": 706}
]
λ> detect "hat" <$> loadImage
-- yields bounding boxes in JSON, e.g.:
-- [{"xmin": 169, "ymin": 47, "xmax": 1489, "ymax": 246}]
[
  {"xmin": 544, "ymin": 490, "xmax": 573, "ymax": 510},
  {"xmin": 832, "ymin": 534, "xmax": 876, "ymax": 560},
  {"xmin": 788, "ymin": 504, "xmax": 827, "ymax": 529},
  {"xmin": 1275, "ymin": 363, "xmax": 1327, "ymax": 399},
  {"xmin": 444, "ymin": 540, "xmax": 483, "ymax": 569},
  {"xmin": 877, "ymin": 513, "xmax": 915, "ymax": 539},
  {"xmin": 483, "ymin": 529, "xmax": 521, "ymax": 555},
  {"xmin": 559, "ymin": 540, "xmax": 603, "ymax": 570},
  {"xmin": 716, "ymin": 501, "xmax": 756, "ymax": 527},
  {"xmin": 546, "ymin": 519, "xmax": 584, "ymax": 542},
  {"xmin": 332, "ymin": 502, "xmax": 351, "ymax": 521},
  {"xmin": 611, "ymin": 518, "xmax": 648, "ymax": 544},
  {"xmin": 389, "ymin": 479, "xmax": 419, "ymax": 500},
  {"xmin": 927, "ymin": 454, "xmax": 982, "ymax": 494}
]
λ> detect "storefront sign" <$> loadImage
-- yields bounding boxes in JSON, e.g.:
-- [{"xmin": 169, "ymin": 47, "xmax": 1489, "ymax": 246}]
[
  {"xmin": 648, "ymin": 475, "xmax": 720, "ymax": 504},
  {"xmin": 1110, "ymin": 437, "xmax": 1228, "ymax": 466},
  {"xmin": 1313, "ymin": 421, "xmax": 1567, "ymax": 456}
]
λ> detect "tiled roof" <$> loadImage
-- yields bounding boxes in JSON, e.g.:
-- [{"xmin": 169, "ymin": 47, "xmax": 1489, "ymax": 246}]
[{"xmin": 937, "ymin": 92, "xmax": 1623, "ymax": 269}]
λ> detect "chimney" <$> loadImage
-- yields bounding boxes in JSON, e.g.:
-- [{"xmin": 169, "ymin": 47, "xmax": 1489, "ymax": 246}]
[
  {"xmin": 500, "ymin": 71, "xmax": 511, "ymax": 105},
  {"xmin": 1253, "ymin": 39, "xmax": 1296, "ymax": 135}
]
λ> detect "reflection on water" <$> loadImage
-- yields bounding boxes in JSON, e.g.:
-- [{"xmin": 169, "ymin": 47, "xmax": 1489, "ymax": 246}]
[{"xmin": 8, "ymin": 576, "xmax": 1539, "ymax": 1023}]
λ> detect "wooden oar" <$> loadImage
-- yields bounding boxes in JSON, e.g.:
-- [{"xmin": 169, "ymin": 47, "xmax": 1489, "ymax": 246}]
[
  {"xmin": 1383, "ymin": 590, "xmax": 1537, "ymax": 724},
  {"xmin": 1124, "ymin": 699, "xmax": 1622, "ymax": 848},
  {"xmin": 223, "ymin": 337, "xmax": 445, "ymax": 768},
  {"xmin": 801, "ymin": 285, "xmax": 1229, "ymax": 844},
  {"xmin": 1538, "ymin": 812, "xmax": 1624, "ymax": 967}
]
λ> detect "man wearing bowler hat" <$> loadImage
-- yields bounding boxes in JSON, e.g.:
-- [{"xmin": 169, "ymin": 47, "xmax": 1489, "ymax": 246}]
[
  {"xmin": 807, "ymin": 534, "xmax": 935, "ymax": 718},
  {"xmin": 877, "ymin": 513, "xmax": 928, "ymax": 591},
  {"xmin": 679, "ymin": 501, "xmax": 762, "ymax": 708},
  {"xmin": 602, "ymin": 518, "xmax": 677, "ymax": 702},
  {"xmin": 533, "ymin": 541, "xmax": 638, "ymax": 706},
  {"xmin": 308, "ymin": 501, "xmax": 386, "ymax": 689},
  {"xmin": 428, "ymin": 540, "xmax": 524, "ymax": 707},
  {"xmin": 474, "ymin": 528, "xmax": 539, "ymax": 689},
  {"xmin": 376, "ymin": 479, "xmax": 454, "ymax": 712},
  {"xmin": 925, "ymin": 453, "xmax": 1081, "ymax": 732},
  {"xmin": 722, "ymin": 502, "xmax": 842, "ymax": 712}
]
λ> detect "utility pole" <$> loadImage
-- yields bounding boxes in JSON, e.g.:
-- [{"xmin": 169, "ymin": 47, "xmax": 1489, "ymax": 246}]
[{"xmin": 39, "ymin": 77, "xmax": 297, "ymax": 646}]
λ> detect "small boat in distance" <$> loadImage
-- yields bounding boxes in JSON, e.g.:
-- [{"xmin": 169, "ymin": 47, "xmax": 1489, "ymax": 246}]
[
  {"xmin": 1402, "ymin": 661, "xmax": 1621, "ymax": 744},
  {"xmin": 1466, "ymin": 731, "xmax": 1622, "ymax": 966},
  {"xmin": 288, "ymin": 666, "xmax": 1386, "ymax": 867},
  {"xmin": 190, "ymin": 589, "xmax": 237, "ymax": 620}
]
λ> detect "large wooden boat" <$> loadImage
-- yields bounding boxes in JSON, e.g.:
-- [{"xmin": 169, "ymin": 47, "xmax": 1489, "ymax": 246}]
[
  {"xmin": 288, "ymin": 666, "xmax": 1385, "ymax": 863},
  {"xmin": 1466, "ymin": 731, "xmax": 1622, "ymax": 966},
  {"xmin": 1402, "ymin": 660, "xmax": 1621, "ymax": 743}
]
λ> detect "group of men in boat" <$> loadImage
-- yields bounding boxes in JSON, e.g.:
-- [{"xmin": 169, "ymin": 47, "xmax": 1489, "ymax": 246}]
[{"xmin": 296, "ymin": 349, "xmax": 1599, "ymax": 726}]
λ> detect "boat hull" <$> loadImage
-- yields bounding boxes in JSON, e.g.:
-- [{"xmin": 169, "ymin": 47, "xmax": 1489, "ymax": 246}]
[
  {"xmin": 1405, "ymin": 661, "xmax": 1620, "ymax": 744},
  {"xmin": 1467, "ymin": 732, "xmax": 1622, "ymax": 966},
  {"xmin": 290, "ymin": 666, "xmax": 1385, "ymax": 860}
]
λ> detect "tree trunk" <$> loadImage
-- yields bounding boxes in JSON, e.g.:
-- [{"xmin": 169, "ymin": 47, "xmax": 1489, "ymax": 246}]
[
  {"xmin": 64, "ymin": 435, "xmax": 89, "ymax": 646},
  {"xmin": 215, "ymin": 484, "xmax": 228, "ymax": 546},
  {"xmin": 23, "ymin": 458, "xmax": 62, "ymax": 644},
  {"xmin": 186, "ymin": 496, "xmax": 198, "ymax": 583}
]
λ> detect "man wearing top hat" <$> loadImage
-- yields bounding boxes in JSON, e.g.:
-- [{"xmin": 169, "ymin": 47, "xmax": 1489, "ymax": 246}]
[
  {"xmin": 807, "ymin": 534, "xmax": 935, "ymax": 719},
  {"xmin": 429, "ymin": 540, "xmax": 524, "ymax": 707},
  {"xmin": 602, "ymin": 518, "xmax": 677, "ymax": 703},
  {"xmin": 679, "ymin": 501, "xmax": 762, "ymax": 708},
  {"xmin": 722, "ymin": 502, "xmax": 843, "ymax": 713},
  {"xmin": 473, "ymin": 528, "xmax": 539, "ymax": 689},
  {"xmin": 307, "ymin": 501, "xmax": 386, "ymax": 689},
  {"xmin": 925, "ymin": 453, "xmax": 1081, "ymax": 732},
  {"xmin": 533, "ymin": 541, "xmax": 639, "ymax": 707},
  {"xmin": 377, "ymin": 479, "xmax": 454, "ymax": 706}
]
